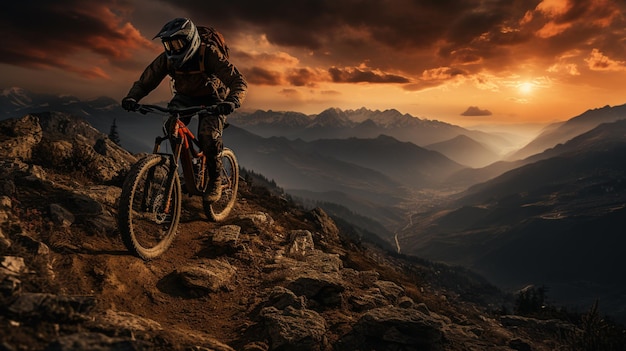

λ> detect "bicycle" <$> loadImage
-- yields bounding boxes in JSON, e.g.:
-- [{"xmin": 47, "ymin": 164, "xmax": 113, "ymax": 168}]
[{"xmin": 117, "ymin": 104, "xmax": 239, "ymax": 259}]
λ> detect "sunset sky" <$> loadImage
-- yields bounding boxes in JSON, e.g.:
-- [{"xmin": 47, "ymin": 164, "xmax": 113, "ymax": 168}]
[{"xmin": 2, "ymin": 0, "xmax": 626, "ymax": 127}]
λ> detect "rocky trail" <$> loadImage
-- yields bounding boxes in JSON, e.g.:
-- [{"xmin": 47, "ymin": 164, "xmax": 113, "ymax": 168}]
[{"xmin": 0, "ymin": 112, "xmax": 596, "ymax": 350}]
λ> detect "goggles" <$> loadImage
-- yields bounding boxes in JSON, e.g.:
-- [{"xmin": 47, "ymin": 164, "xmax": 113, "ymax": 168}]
[{"xmin": 162, "ymin": 38, "xmax": 188, "ymax": 54}]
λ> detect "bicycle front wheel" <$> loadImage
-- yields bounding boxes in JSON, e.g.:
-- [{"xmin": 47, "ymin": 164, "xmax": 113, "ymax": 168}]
[
  {"xmin": 118, "ymin": 154, "xmax": 182, "ymax": 259},
  {"xmin": 205, "ymin": 148, "xmax": 239, "ymax": 222}
]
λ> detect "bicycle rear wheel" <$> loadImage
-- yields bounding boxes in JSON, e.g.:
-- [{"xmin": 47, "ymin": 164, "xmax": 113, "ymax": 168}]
[
  {"xmin": 205, "ymin": 148, "xmax": 239, "ymax": 222},
  {"xmin": 118, "ymin": 154, "xmax": 182, "ymax": 259}
]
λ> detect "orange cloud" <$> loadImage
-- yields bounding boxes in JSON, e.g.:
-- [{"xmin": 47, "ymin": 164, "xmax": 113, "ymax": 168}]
[
  {"xmin": 278, "ymin": 88, "xmax": 302, "ymax": 99},
  {"xmin": 534, "ymin": 0, "xmax": 621, "ymax": 38},
  {"xmin": 402, "ymin": 80, "xmax": 446, "ymax": 92},
  {"xmin": 585, "ymin": 49, "xmax": 626, "ymax": 71},
  {"xmin": 238, "ymin": 51, "xmax": 300, "ymax": 66},
  {"xmin": 422, "ymin": 67, "xmax": 466, "ymax": 81},
  {"xmin": 536, "ymin": 0, "xmax": 570, "ymax": 18},
  {"xmin": 536, "ymin": 21, "xmax": 572, "ymax": 38}
]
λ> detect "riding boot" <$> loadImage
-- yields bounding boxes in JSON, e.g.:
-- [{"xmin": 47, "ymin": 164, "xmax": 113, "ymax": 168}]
[{"xmin": 203, "ymin": 156, "xmax": 222, "ymax": 204}]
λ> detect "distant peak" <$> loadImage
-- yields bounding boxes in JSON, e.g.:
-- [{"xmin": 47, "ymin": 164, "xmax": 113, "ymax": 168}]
[
  {"xmin": 2, "ymin": 86, "xmax": 33, "ymax": 107},
  {"xmin": 2, "ymin": 86, "xmax": 29, "ymax": 97},
  {"xmin": 320, "ymin": 107, "xmax": 345, "ymax": 114}
]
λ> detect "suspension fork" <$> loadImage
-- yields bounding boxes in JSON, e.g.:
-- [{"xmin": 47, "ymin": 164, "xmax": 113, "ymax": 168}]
[
  {"xmin": 139, "ymin": 155, "xmax": 172, "ymax": 212},
  {"xmin": 137, "ymin": 131, "xmax": 165, "ymax": 210},
  {"xmin": 146, "ymin": 118, "xmax": 183, "ymax": 215}
]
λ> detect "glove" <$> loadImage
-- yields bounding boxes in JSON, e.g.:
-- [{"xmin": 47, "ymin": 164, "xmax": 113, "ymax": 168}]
[
  {"xmin": 216, "ymin": 101, "xmax": 235, "ymax": 115},
  {"xmin": 121, "ymin": 97, "xmax": 139, "ymax": 111}
]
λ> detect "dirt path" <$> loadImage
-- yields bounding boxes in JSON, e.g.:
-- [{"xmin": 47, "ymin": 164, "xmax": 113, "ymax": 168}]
[{"xmin": 50, "ymin": 192, "xmax": 268, "ymax": 345}]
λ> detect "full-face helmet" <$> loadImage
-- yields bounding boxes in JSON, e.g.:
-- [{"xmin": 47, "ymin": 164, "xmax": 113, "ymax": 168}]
[{"xmin": 154, "ymin": 18, "xmax": 201, "ymax": 69}]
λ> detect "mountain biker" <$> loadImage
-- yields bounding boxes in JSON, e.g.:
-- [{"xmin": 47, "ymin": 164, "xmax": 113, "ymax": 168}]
[{"xmin": 121, "ymin": 17, "xmax": 247, "ymax": 205}]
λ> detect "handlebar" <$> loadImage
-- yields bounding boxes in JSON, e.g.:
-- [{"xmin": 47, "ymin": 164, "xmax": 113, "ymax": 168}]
[{"xmin": 136, "ymin": 104, "xmax": 218, "ymax": 116}]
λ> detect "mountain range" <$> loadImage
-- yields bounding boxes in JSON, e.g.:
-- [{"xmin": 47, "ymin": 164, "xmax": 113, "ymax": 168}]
[{"xmin": 229, "ymin": 107, "xmax": 512, "ymax": 167}]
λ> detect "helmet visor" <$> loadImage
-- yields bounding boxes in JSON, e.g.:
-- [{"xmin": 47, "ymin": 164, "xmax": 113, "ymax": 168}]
[{"xmin": 162, "ymin": 37, "xmax": 188, "ymax": 54}]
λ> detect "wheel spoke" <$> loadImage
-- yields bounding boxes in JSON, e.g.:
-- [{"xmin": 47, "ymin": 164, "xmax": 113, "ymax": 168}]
[{"xmin": 118, "ymin": 155, "xmax": 181, "ymax": 259}]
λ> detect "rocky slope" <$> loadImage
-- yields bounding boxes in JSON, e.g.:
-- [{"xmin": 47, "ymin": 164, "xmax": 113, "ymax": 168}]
[{"xmin": 0, "ymin": 112, "xmax": 596, "ymax": 350}]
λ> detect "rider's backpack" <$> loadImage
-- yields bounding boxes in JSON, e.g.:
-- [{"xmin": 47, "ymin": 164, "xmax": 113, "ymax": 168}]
[
  {"xmin": 169, "ymin": 26, "xmax": 231, "ymax": 98},
  {"xmin": 197, "ymin": 26, "xmax": 229, "ymax": 59}
]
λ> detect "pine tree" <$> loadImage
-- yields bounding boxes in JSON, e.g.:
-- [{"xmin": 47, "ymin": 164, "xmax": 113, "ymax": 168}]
[{"xmin": 108, "ymin": 118, "xmax": 121, "ymax": 146}]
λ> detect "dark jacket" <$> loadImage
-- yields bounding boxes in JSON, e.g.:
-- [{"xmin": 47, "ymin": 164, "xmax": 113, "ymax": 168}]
[{"xmin": 126, "ymin": 44, "xmax": 247, "ymax": 107}]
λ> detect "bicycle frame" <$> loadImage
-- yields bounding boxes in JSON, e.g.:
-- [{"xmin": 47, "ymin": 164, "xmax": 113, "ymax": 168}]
[{"xmin": 152, "ymin": 114, "xmax": 207, "ymax": 197}]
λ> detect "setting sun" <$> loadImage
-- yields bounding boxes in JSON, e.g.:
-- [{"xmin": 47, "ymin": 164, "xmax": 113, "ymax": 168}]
[{"xmin": 518, "ymin": 82, "xmax": 535, "ymax": 94}]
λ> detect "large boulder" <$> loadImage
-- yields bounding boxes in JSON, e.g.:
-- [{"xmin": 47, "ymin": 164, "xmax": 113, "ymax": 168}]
[
  {"xmin": 260, "ymin": 306, "xmax": 329, "ymax": 351},
  {"xmin": 336, "ymin": 305, "xmax": 445, "ymax": 351},
  {"xmin": 0, "ymin": 114, "xmax": 43, "ymax": 159}
]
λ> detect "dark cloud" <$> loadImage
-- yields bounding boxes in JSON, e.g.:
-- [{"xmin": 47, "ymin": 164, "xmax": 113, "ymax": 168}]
[
  {"xmin": 165, "ymin": 0, "xmax": 541, "ymax": 71},
  {"xmin": 177, "ymin": 0, "xmax": 486, "ymax": 50},
  {"xmin": 286, "ymin": 68, "xmax": 320, "ymax": 87},
  {"xmin": 1, "ymin": 1, "xmax": 155, "ymax": 76},
  {"xmin": 243, "ymin": 66, "xmax": 284, "ymax": 85},
  {"xmin": 329, "ymin": 67, "xmax": 410, "ymax": 84},
  {"xmin": 461, "ymin": 106, "xmax": 493, "ymax": 116}
]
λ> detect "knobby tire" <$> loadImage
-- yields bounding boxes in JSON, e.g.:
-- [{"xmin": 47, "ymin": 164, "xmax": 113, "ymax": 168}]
[
  {"xmin": 205, "ymin": 148, "xmax": 239, "ymax": 222},
  {"xmin": 118, "ymin": 155, "xmax": 182, "ymax": 259}
]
